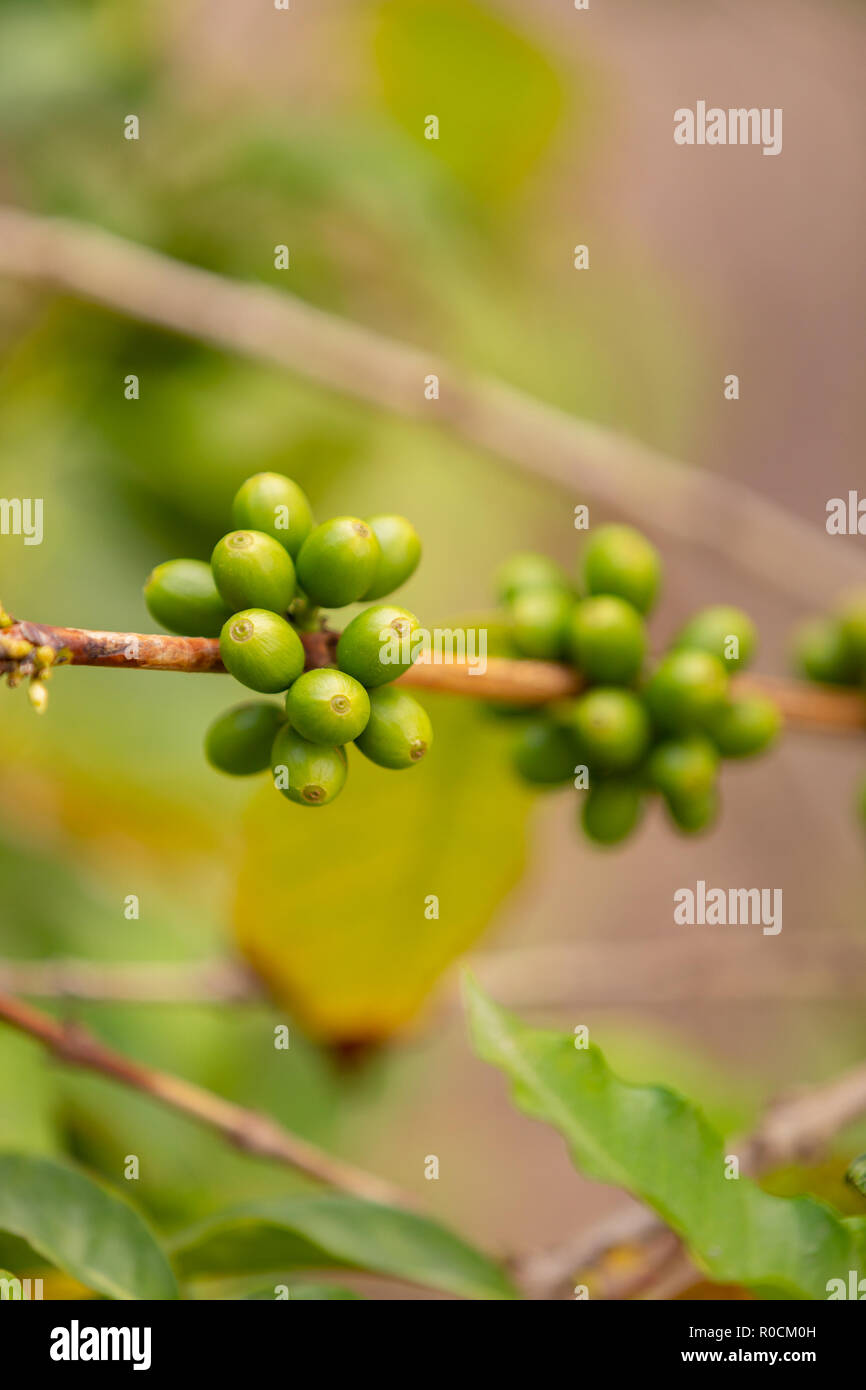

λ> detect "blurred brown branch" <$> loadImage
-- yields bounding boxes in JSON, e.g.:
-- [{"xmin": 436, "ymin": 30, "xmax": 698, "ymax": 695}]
[
  {"xmin": 2, "ymin": 616, "xmax": 863, "ymax": 731},
  {"xmin": 0, "ymin": 204, "xmax": 862, "ymax": 606},
  {"xmin": 0, "ymin": 990, "xmax": 416, "ymax": 1210},
  {"xmin": 515, "ymin": 1057, "xmax": 866, "ymax": 1300}
]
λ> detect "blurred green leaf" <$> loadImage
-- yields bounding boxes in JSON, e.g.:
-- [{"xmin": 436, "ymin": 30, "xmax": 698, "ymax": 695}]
[
  {"xmin": 466, "ymin": 979, "xmax": 866, "ymax": 1300},
  {"xmin": 170, "ymin": 1193, "xmax": 516, "ymax": 1300},
  {"xmin": 234, "ymin": 693, "xmax": 532, "ymax": 1041},
  {"xmin": 374, "ymin": 0, "xmax": 564, "ymax": 200},
  {"xmin": 235, "ymin": 1282, "xmax": 363, "ymax": 1301},
  {"xmin": 0, "ymin": 1154, "xmax": 178, "ymax": 1300}
]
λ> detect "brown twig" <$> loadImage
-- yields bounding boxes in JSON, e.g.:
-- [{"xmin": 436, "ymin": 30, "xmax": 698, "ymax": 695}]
[
  {"xmin": 0, "ymin": 204, "xmax": 863, "ymax": 606},
  {"xmin": 1, "ymin": 616, "xmax": 863, "ymax": 730},
  {"xmin": 0, "ymin": 991, "xmax": 415, "ymax": 1210},
  {"xmin": 515, "ymin": 1057, "xmax": 866, "ymax": 1299}
]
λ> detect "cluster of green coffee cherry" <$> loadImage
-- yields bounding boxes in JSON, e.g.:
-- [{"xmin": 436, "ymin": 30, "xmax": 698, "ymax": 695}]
[
  {"xmin": 493, "ymin": 525, "xmax": 781, "ymax": 845},
  {"xmin": 792, "ymin": 591, "xmax": 866, "ymax": 831},
  {"xmin": 144, "ymin": 473, "xmax": 431, "ymax": 807}
]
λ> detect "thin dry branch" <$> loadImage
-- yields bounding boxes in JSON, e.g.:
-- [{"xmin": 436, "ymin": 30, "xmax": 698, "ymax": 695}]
[
  {"xmin": 2, "ymin": 616, "xmax": 863, "ymax": 731},
  {"xmin": 0, "ymin": 204, "xmax": 862, "ymax": 606},
  {"xmin": 515, "ymin": 1057, "xmax": 866, "ymax": 1299},
  {"xmin": 0, "ymin": 991, "xmax": 415, "ymax": 1210}
]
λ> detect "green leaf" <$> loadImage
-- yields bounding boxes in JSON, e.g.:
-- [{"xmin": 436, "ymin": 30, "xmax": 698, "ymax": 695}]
[
  {"xmin": 237, "ymin": 1283, "xmax": 363, "ymax": 1301},
  {"xmin": 233, "ymin": 694, "xmax": 531, "ymax": 1042},
  {"xmin": 0, "ymin": 1155, "xmax": 178, "ymax": 1300},
  {"xmin": 170, "ymin": 1194, "xmax": 517, "ymax": 1301},
  {"xmin": 465, "ymin": 979, "xmax": 866, "ymax": 1300}
]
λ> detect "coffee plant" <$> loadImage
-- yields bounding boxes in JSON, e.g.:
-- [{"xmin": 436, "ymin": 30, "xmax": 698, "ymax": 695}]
[
  {"xmin": 793, "ymin": 592, "xmax": 866, "ymax": 830},
  {"xmin": 492, "ymin": 525, "xmax": 781, "ymax": 844}
]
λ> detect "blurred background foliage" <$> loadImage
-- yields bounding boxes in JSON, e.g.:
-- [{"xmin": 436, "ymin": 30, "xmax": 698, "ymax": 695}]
[{"xmin": 0, "ymin": 0, "xmax": 863, "ymax": 1279}]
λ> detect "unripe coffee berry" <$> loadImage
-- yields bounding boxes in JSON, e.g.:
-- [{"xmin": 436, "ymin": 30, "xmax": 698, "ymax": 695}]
[
  {"xmin": 495, "ymin": 552, "xmax": 571, "ymax": 605},
  {"xmin": 509, "ymin": 587, "xmax": 574, "ymax": 661},
  {"xmin": 708, "ymin": 694, "xmax": 781, "ymax": 758},
  {"xmin": 570, "ymin": 688, "xmax": 650, "ymax": 772},
  {"xmin": 205, "ymin": 701, "xmax": 285, "ymax": 775},
  {"xmin": 511, "ymin": 717, "xmax": 576, "ymax": 785},
  {"xmin": 647, "ymin": 734, "xmax": 718, "ymax": 801},
  {"xmin": 675, "ymin": 605, "xmax": 757, "ymax": 671},
  {"xmin": 792, "ymin": 617, "xmax": 858, "ymax": 686},
  {"xmin": 296, "ymin": 517, "xmax": 381, "ymax": 608},
  {"xmin": 362, "ymin": 515, "xmax": 422, "ymax": 600},
  {"xmin": 664, "ymin": 787, "xmax": 718, "ymax": 835},
  {"xmin": 211, "ymin": 530, "xmax": 296, "ymax": 614},
  {"xmin": 336, "ymin": 604, "xmax": 421, "ymax": 687},
  {"xmin": 838, "ymin": 592, "xmax": 866, "ymax": 675},
  {"xmin": 144, "ymin": 558, "xmax": 231, "ymax": 637},
  {"xmin": 581, "ymin": 777, "xmax": 644, "ymax": 845},
  {"xmin": 644, "ymin": 649, "xmax": 728, "ymax": 733},
  {"xmin": 272, "ymin": 725, "xmax": 347, "ymax": 806},
  {"xmin": 568, "ymin": 595, "xmax": 647, "ymax": 685},
  {"xmin": 285, "ymin": 668, "xmax": 370, "ymax": 745},
  {"xmin": 219, "ymin": 609, "xmax": 305, "ymax": 693},
  {"xmin": 581, "ymin": 525, "xmax": 661, "ymax": 615},
  {"xmin": 231, "ymin": 472, "xmax": 314, "ymax": 558},
  {"xmin": 354, "ymin": 686, "xmax": 433, "ymax": 769}
]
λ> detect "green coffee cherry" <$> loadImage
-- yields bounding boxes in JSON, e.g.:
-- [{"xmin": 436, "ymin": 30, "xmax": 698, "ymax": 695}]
[
  {"xmin": 570, "ymin": 688, "xmax": 650, "ymax": 772},
  {"xmin": 644, "ymin": 649, "xmax": 728, "ymax": 733},
  {"xmin": 296, "ymin": 517, "xmax": 381, "ymax": 608},
  {"xmin": 362, "ymin": 515, "xmax": 422, "ymax": 600},
  {"xmin": 144, "ymin": 559, "xmax": 231, "ymax": 637},
  {"xmin": 512, "ymin": 717, "xmax": 576, "ymax": 785},
  {"xmin": 354, "ymin": 687, "xmax": 433, "ymax": 769},
  {"xmin": 581, "ymin": 525, "xmax": 661, "ymax": 615},
  {"xmin": 647, "ymin": 735, "xmax": 718, "ymax": 801},
  {"xmin": 675, "ymin": 605, "xmax": 757, "ymax": 671},
  {"xmin": 204, "ymin": 701, "xmax": 285, "ymax": 775},
  {"xmin": 285, "ymin": 668, "xmax": 370, "ymax": 745},
  {"xmin": 709, "ymin": 694, "xmax": 781, "ymax": 758},
  {"xmin": 509, "ymin": 587, "xmax": 574, "ymax": 661},
  {"xmin": 664, "ymin": 787, "xmax": 718, "ymax": 835},
  {"xmin": 792, "ymin": 617, "xmax": 858, "ymax": 686},
  {"xmin": 211, "ymin": 530, "xmax": 296, "ymax": 614},
  {"xmin": 838, "ymin": 592, "xmax": 866, "ymax": 675},
  {"xmin": 336, "ymin": 604, "xmax": 421, "ymax": 687},
  {"xmin": 231, "ymin": 472, "xmax": 314, "ymax": 558},
  {"xmin": 581, "ymin": 778, "xmax": 644, "ymax": 845},
  {"xmin": 219, "ymin": 609, "xmax": 305, "ymax": 693},
  {"xmin": 495, "ymin": 552, "xmax": 571, "ymax": 604},
  {"xmin": 272, "ymin": 725, "xmax": 347, "ymax": 806},
  {"xmin": 568, "ymin": 596, "xmax": 647, "ymax": 684}
]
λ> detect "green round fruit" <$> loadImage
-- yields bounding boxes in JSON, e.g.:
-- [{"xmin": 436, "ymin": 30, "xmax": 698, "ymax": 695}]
[
  {"xmin": 231, "ymin": 472, "xmax": 314, "ymax": 558},
  {"xmin": 664, "ymin": 787, "xmax": 718, "ymax": 835},
  {"xmin": 509, "ymin": 587, "xmax": 574, "ymax": 661},
  {"xmin": 336, "ymin": 604, "xmax": 421, "ymax": 687},
  {"xmin": 709, "ymin": 694, "xmax": 781, "ymax": 758},
  {"xmin": 362, "ymin": 515, "xmax": 422, "ymax": 600},
  {"xmin": 219, "ymin": 609, "xmax": 305, "ymax": 694},
  {"xmin": 272, "ymin": 725, "xmax": 347, "ymax": 806},
  {"xmin": 675, "ymin": 605, "xmax": 757, "ymax": 671},
  {"xmin": 581, "ymin": 778, "xmax": 644, "ymax": 845},
  {"xmin": 204, "ymin": 701, "xmax": 285, "ymax": 775},
  {"xmin": 838, "ymin": 592, "xmax": 866, "ymax": 674},
  {"xmin": 296, "ymin": 517, "xmax": 381, "ymax": 608},
  {"xmin": 568, "ymin": 595, "xmax": 647, "ymax": 684},
  {"xmin": 354, "ymin": 687, "xmax": 433, "ymax": 769},
  {"xmin": 644, "ymin": 650, "xmax": 728, "ymax": 733},
  {"xmin": 581, "ymin": 525, "xmax": 661, "ymax": 615},
  {"xmin": 495, "ymin": 552, "xmax": 571, "ymax": 604},
  {"xmin": 647, "ymin": 735, "xmax": 719, "ymax": 801},
  {"xmin": 211, "ymin": 530, "xmax": 296, "ymax": 614},
  {"xmin": 285, "ymin": 668, "xmax": 370, "ymax": 745},
  {"xmin": 511, "ymin": 717, "xmax": 576, "ymax": 785},
  {"xmin": 570, "ymin": 688, "xmax": 650, "ymax": 772},
  {"xmin": 792, "ymin": 617, "xmax": 858, "ymax": 686},
  {"xmin": 144, "ymin": 558, "xmax": 231, "ymax": 637}
]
